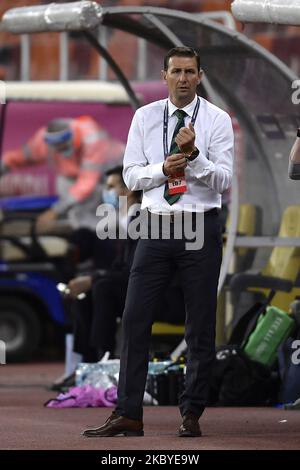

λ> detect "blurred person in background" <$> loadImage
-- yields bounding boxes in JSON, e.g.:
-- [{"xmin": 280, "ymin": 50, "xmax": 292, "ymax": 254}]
[
  {"xmin": 1, "ymin": 115, "xmax": 125, "ymax": 232},
  {"xmin": 51, "ymin": 165, "xmax": 141, "ymax": 389},
  {"xmin": 68, "ymin": 166, "xmax": 141, "ymax": 362}
]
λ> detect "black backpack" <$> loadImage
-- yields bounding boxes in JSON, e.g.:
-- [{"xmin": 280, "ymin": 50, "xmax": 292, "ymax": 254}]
[
  {"xmin": 208, "ymin": 345, "xmax": 274, "ymax": 406},
  {"xmin": 208, "ymin": 292, "xmax": 278, "ymax": 406}
]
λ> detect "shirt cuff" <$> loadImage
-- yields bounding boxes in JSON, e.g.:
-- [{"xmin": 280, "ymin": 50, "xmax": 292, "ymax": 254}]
[
  {"xmin": 151, "ymin": 162, "xmax": 168, "ymax": 186},
  {"xmin": 187, "ymin": 151, "xmax": 214, "ymax": 178}
]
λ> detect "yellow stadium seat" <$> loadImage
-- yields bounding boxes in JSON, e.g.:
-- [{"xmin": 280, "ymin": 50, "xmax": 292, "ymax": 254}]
[
  {"xmin": 229, "ymin": 205, "xmax": 300, "ymax": 314},
  {"xmin": 151, "ymin": 204, "xmax": 262, "ymax": 340}
]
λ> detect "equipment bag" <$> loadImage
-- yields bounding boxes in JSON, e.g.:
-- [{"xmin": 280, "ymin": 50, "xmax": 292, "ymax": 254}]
[
  {"xmin": 243, "ymin": 306, "xmax": 295, "ymax": 368},
  {"xmin": 208, "ymin": 345, "xmax": 274, "ymax": 406}
]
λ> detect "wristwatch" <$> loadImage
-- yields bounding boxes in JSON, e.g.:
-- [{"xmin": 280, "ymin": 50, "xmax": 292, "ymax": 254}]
[
  {"xmin": 297, "ymin": 128, "xmax": 300, "ymax": 138},
  {"xmin": 186, "ymin": 147, "xmax": 199, "ymax": 161}
]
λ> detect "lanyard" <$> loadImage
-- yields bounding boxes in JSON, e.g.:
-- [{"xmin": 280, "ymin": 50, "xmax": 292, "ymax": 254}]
[{"xmin": 163, "ymin": 96, "xmax": 200, "ymax": 157}]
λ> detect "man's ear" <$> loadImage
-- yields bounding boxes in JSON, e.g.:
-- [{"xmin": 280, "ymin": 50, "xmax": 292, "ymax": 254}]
[
  {"xmin": 197, "ymin": 69, "xmax": 204, "ymax": 85},
  {"xmin": 161, "ymin": 69, "xmax": 167, "ymax": 83}
]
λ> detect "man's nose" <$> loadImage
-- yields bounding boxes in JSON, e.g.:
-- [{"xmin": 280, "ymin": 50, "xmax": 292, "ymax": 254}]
[{"xmin": 178, "ymin": 71, "xmax": 187, "ymax": 81}]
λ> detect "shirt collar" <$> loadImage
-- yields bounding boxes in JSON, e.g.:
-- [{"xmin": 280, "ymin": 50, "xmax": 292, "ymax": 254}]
[{"xmin": 167, "ymin": 94, "xmax": 198, "ymax": 118}]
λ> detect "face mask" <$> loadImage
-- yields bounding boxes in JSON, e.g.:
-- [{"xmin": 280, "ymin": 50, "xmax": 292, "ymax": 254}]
[{"xmin": 102, "ymin": 189, "xmax": 119, "ymax": 208}]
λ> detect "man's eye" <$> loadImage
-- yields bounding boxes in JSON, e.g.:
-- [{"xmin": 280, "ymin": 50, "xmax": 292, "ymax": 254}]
[{"xmin": 171, "ymin": 69, "xmax": 195, "ymax": 74}]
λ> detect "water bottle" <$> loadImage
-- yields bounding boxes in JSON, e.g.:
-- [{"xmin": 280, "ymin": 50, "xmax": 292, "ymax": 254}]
[{"xmin": 75, "ymin": 360, "xmax": 120, "ymax": 388}]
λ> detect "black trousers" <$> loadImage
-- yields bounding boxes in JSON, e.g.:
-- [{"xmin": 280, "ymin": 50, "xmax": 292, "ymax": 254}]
[{"xmin": 116, "ymin": 209, "xmax": 223, "ymax": 420}]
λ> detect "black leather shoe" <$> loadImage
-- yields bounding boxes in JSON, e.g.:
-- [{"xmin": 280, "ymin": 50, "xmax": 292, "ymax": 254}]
[
  {"xmin": 178, "ymin": 413, "xmax": 202, "ymax": 437},
  {"xmin": 82, "ymin": 411, "xmax": 144, "ymax": 437},
  {"xmin": 48, "ymin": 372, "xmax": 76, "ymax": 392}
]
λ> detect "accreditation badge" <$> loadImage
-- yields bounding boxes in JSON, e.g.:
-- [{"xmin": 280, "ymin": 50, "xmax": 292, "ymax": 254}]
[{"xmin": 168, "ymin": 171, "xmax": 187, "ymax": 195}]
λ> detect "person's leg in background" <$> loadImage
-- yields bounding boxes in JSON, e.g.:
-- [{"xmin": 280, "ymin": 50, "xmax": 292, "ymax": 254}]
[
  {"xmin": 50, "ymin": 293, "xmax": 96, "ymax": 391},
  {"xmin": 90, "ymin": 271, "xmax": 129, "ymax": 359},
  {"xmin": 72, "ymin": 293, "xmax": 99, "ymax": 362}
]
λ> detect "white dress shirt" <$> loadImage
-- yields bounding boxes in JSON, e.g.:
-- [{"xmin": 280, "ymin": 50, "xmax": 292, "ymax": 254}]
[{"xmin": 123, "ymin": 94, "xmax": 234, "ymax": 214}]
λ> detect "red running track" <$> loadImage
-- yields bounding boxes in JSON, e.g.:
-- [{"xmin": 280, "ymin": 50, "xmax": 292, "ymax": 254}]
[{"xmin": 0, "ymin": 362, "xmax": 299, "ymax": 450}]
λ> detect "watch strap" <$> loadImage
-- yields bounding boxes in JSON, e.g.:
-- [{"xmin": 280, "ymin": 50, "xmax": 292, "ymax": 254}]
[{"xmin": 186, "ymin": 147, "xmax": 199, "ymax": 161}]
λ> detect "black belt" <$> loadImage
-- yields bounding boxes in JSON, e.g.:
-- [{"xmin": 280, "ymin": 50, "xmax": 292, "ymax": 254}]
[{"xmin": 147, "ymin": 208, "xmax": 219, "ymax": 223}]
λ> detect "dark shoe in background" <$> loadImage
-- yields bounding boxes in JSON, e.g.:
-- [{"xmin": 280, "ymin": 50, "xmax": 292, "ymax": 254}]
[
  {"xmin": 178, "ymin": 412, "xmax": 202, "ymax": 437},
  {"xmin": 48, "ymin": 372, "xmax": 76, "ymax": 392}
]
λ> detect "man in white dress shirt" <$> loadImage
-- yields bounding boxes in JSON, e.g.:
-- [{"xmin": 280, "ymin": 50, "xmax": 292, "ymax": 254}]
[{"xmin": 83, "ymin": 47, "xmax": 234, "ymax": 438}]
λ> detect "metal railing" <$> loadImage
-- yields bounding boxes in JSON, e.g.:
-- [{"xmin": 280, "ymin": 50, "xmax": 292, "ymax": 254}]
[{"xmin": 17, "ymin": 10, "xmax": 237, "ymax": 81}]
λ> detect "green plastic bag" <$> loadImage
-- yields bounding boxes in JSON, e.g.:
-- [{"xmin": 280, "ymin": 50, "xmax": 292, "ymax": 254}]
[{"xmin": 243, "ymin": 306, "xmax": 295, "ymax": 367}]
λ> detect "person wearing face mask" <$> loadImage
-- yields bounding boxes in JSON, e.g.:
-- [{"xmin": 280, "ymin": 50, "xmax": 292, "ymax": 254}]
[
  {"xmin": 1, "ymin": 116, "xmax": 125, "ymax": 231},
  {"xmin": 102, "ymin": 187, "xmax": 119, "ymax": 207},
  {"xmin": 101, "ymin": 166, "xmax": 138, "ymax": 234},
  {"xmin": 71, "ymin": 167, "xmax": 142, "ymax": 359}
]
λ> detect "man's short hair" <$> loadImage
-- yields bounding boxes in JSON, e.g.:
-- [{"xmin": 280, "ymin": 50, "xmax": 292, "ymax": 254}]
[
  {"xmin": 105, "ymin": 165, "xmax": 123, "ymax": 178},
  {"xmin": 105, "ymin": 165, "xmax": 125, "ymax": 186},
  {"xmin": 105, "ymin": 165, "xmax": 142, "ymax": 201},
  {"xmin": 163, "ymin": 47, "xmax": 200, "ymax": 71}
]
